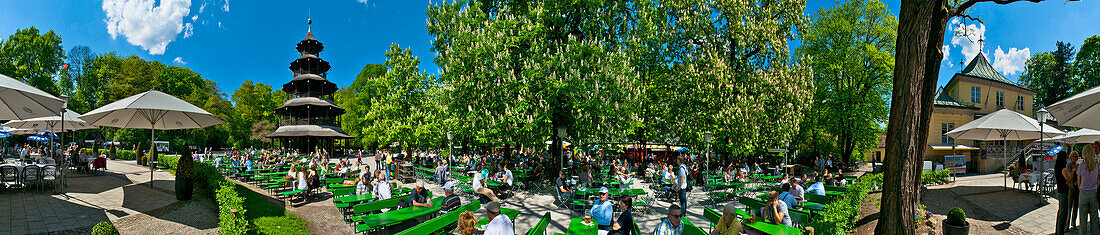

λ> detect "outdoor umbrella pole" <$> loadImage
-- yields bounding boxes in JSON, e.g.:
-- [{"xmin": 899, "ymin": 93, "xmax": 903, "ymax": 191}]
[{"xmin": 150, "ymin": 124, "xmax": 156, "ymax": 187}]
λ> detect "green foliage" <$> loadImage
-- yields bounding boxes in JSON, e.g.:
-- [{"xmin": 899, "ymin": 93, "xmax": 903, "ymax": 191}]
[
  {"xmin": 0, "ymin": 27, "xmax": 64, "ymax": 95},
  {"xmin": 116, "ymin": 150, "xmax": 138, "ymax": 160},
  {"xmin": 158, "ymin": 155, "xmax": 179, "ymax": 171},
  {"xmin": 177, "ymin": 154, "xmax": 194, "ymax": 178},
  {"xmin": 91, "ymin": 221, "xmax": 119, "ymax": 235},
  {"xmin": 796, "ymin": 0, "xmax": 895, "ymax": 161},
  {"xmin": 1020, "ymin": 42, "xmax": 1079, "ymax": 107},
  {"xmin": 335, "ymin": 64, "xmax": 386, "ymax": 149},
  {"xmin": 229, "ymin": 81, "xmax": 285, "ymax": 149},
  {"xmin": 921, "ymin": 169, "xmax": 953, "ymax": 186},
  {"xmin": 946, "ymin": 207, "xmax": 967, "ymax": 226},
  {"xmin": 216, "ymin": 181, "xmax": 250, "ymax": 235},
  {"xmin": 810, "ymin": 173, "xmax": 879, "ymax": 234},
  {"xmin": 1078, "ymin": 36, "xmax": 1100, "ymax": 91},
  {"xmin": 427, "ymin": 0, "xmax": 813, "ymax": 153}
]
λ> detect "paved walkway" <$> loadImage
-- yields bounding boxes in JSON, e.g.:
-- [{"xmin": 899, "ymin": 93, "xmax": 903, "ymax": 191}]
[
  {"xmin": 924, "ymin": 173, "xmax": 1053, "ymax": 235},
  {"xmin": 0, "ymin": 159, "xmax": 218, "ymax": 234}
]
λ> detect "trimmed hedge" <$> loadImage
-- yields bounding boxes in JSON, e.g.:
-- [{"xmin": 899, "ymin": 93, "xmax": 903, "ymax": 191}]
[
  {"xmin": 92, "ymin": 221, "xmax": 119, "ymax": 235},
  {"xmin": 921, "ymin": 169, "xmax": 953, "ymax": 186},
  {"xmin": 810, "ymin": 173, "xmax": 881, "ymax": 235},
  {"xmin": 81, "ymin": 148, "xmax": 139, "ymax": 160},
  {"xmin": 159, "ymin": 154, "xmax": 251, "ymax": 234}
]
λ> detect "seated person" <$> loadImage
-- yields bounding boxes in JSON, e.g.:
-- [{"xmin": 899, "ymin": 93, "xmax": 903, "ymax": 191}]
[
  {"xmin": 653, "ymin": 204, "xmax": 684, "ymax": 235},
  {"xmin": 608, "ymin": 196, "xmax": 635, "ymax": 235},
  {"xmin": 440, "ymin": 182, "xmax": 463, "ymax": 229},
  {"xmin": 712, "ymin": 203, "xmax": 743, "ymax": 235},
  {"xmin": 473, "ymin": 166, "xmax": 501, "ymax": 202},
  {"xmin": 408, "ymin": 184, "xmax": 432, "ymax": 208},
  {"xmin": 778, "ymin": 183, "xmax": 799, "ymax": 208},
  {"xmin": 590, "ymin": 187, "xmax": 614, "ymax": 230},
  {"xmin": 354, "ymin": 172, "xmax": 371, "ymax": 196},
  {"xmin": 805, "ymin": 177, "xmax": 826, "ymax": 196},
  {"xmin": 457, "ymin": 211, "xmax": 481, "ymax": 235},
  {"xmin": 372, "ymin": 171, "xmax": 392, "ymax": 200},
  {"xmin": 483, "ymin": 201, "xmax": 514, "ymax": 235},
  {"xmin": 762, "ymin": 191, "xmax": 793, "ymax": 227},
  {"xmin": 557, "ymin": 172, "xmax": 574, "ymax": 201}
]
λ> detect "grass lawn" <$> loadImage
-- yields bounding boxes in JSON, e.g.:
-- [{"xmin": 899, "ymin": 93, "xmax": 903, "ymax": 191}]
[{"xmin": 236, "ymin": 184, "xmax": 310, "ymax": 235}]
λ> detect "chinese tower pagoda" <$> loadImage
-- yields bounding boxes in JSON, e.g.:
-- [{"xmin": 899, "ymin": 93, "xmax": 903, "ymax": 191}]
[{"xmin": 267, "ymin": 20, "xmax": 351, "ymax": 153}]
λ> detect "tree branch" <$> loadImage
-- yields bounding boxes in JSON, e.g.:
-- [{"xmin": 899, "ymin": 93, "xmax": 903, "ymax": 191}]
[{"xmin": 951, "ymin": 0, "xmax": 1045, "ymax": 17}]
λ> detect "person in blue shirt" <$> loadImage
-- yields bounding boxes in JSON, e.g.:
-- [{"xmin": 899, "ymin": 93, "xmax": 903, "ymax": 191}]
[
  {"xmin": 806, "ymin": 176, "xmax": 826, "ymax": 196},
  {"xmin": 777, "ymin": 184, "xmax": 799, "ymax": 209},
  {"xmin": 590, "ymin": 187, "xmax": 615, "ymax": 230},
  {"xmin": 244, "ymin": 159, "xmax": 254, "ymax": 172}
]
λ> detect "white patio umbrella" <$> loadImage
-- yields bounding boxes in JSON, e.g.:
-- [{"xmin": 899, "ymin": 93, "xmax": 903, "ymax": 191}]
[
  {"xmin": 3, "ymin": 109, "xmax": 96, "ymax": 132},
  {"xmin": 0, "ymin": 73, "xmax": 65, "ymax": 120},
  {"xmin": 1048, "ymin": 128, "xmax": 1100, "ymax": 144},
  {"xmin": 945, "ymin": 109, "xmax": 1065, "ymax": 188},
  {"xmin": 80, "ymin": 90, "xmax": 225, "ymax": 187},
  {"xmin": 1048, "ymin": 85, "xmax": 1100, "ymax": 130}
]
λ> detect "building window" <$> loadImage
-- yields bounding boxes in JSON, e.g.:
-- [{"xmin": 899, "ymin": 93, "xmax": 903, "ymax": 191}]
[
  {"xmin": 942, "ymin": 123, "xmax": 955, "ymax": 145},
  {"xmin": 996, "ymin": 91, "xmax": 1004, "ymax": 108},
  {"xmin": 971, "ymin": 87, "xmax": 981, "ymax": 103},
  {"xmin": 1016, "ymin": 96, "xmax": 1025, "ymax": 110}
]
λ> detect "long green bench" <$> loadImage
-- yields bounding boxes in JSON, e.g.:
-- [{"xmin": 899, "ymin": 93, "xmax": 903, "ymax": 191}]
[
  {"xmin": 524, "ymin": 212, "xmax": 551, "ymax": 235},
  {"xmin": 806, "ymin": 194, "xmax": 835, "ymax": 204},
  {"xmin": 354, "ymin": 197, "xmax": 445, "ymax": 232},
  {"xmin": 704, "ymin": 207, "xmax": 721, "ymax": 227},
  {"xmin": 680, "ymin": 218, "xmax": 707, "ymax": 235},
  {"xmin": 395, "ymin": 200, "xmax": 482, "ymax": 235},
  {"xmin": 349, "ymin": 194, "xmax": 411, "ymax": 219}
]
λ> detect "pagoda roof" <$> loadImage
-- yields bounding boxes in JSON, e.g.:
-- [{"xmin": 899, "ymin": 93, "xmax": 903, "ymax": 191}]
[
  {"xmin": 275, "ymin": 97, "xmax": 345, "ymax": 116},
  {"xmin": 282, "ymin": 74, "xmax": 338, "ymax": 95},
  {"xmin": 958, "ymin": 52, "xmax": 1031, "ymax": 91},
  {"xmin": 266, "ymin": 124, "xmax": 352, "ymax": 139}
]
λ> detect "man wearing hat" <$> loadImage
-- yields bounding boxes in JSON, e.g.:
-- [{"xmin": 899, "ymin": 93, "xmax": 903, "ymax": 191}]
[
  {"xmin": 483, "ymin": 201, "xmax": 514, "ymax": 235},
  {"xmin": 590, "ymin": 187, "xmax": 615, "ymax": 230},
  {"xmin": 440, "ymin": 181, "xmax": 462, "ymax": 214}
]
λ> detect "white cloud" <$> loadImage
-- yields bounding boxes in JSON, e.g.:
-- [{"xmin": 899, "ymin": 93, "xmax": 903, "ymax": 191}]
[
  {"xmin": 222, "ymin": 0, "xmax": 229, "ymax": 12},
  {"xmin": 951, "ymin": 21, "xmax": 986, "ymax": 64},
  {"xmin": 942, "ymin": 45, "xmax": 951, "ymax": 67},
  {"xmin": 199, "ymin": 2, "xmax": 206, "ymax": 13},
  {"xmin": 992, "ymin": 46, "xmax": 1031, "ymax": 76},
  {"xmin": 191, "ymin": 15, "xmax": 198, "ymax": 21},
  {"xmin": 356, "ymin": 0, "xmax": 369, "ymax": 4},
  {"xmin": 183, "ymin": 23, "xmax": 194, "ymax": 38},
  {"xmin": 173, "ymin": 57, "xmax": 186, "ymax": 65},
  {"xmin": 103, "ymin": 0, "xmax": 192, "ymax": 55}
]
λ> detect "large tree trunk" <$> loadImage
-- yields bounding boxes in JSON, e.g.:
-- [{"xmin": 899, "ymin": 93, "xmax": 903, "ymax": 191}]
[{"xmin": 877, "ymin": 0, "xmax": 950, "ymax": 234}]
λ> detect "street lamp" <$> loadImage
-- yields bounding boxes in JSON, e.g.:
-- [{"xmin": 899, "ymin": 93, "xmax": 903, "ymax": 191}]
[
  {"xmin": 447, "ymin": 131, "xmax": 454, "ymax": 157},
  {"xmin": 1037, "ymin": 107, "xmax": 1051, "ymax": 201}
]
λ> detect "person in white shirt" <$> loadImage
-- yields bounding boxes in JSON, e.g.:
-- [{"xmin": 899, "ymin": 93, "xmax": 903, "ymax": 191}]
[
  {"xmin": 373, "ymin": 171, "xmax": 392, "ymax": 201},
  {"xmin": 789, "ymin": 181, "xmax": 805, "ymax": 203},
  {"xmin": 473, "ymin": 166, "xmax": 500, "ymax": 202},
  {"xmin": 483, "ymin": 201, "xmax": 514, "ymax": 235}
]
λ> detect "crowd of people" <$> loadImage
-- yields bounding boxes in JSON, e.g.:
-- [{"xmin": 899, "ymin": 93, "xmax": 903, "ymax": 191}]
[{"xmin": 1056, "ymin": 141, "xmax": 1100, "ymax": 235}]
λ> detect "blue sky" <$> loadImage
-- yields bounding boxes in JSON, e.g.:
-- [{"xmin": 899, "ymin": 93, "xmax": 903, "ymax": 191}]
[{"xmin": 1, "ymin": 0, "xmax": 1098, "ymax": 95}]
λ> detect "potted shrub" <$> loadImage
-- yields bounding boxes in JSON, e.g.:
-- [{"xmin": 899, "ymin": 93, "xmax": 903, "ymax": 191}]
[
  {"xmin": 176, "ymin": 150, "xmax": 195, "ymax": 200},
  {"xmin": 943, "ymin": 207, "xmax": 969, "ymax": 235}
]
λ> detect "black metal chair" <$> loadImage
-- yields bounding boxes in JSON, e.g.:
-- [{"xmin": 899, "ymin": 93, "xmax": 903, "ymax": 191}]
[
  {"xmin": 0, "ymin": 165, "xmax": 18, "ymax": 189},
  {"xmin": 40, "ymin": 165, "xmax": 57, "ymax": 190},
  {"xmin": 22, "ymin": 165, "xmax": 41, "ymax": 191}
]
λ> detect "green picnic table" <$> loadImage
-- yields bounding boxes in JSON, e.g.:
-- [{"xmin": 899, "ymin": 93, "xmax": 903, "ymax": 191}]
[
  {"xmin": 565, "ymin": 218, "xmax": 597, "ymax": 235},
  {"xmin": 486, "ymin": 180, "xmax": 505, "ymax": 187},
  {"xmin": 327, "ymin": 183, "xmax": 355, "ymax": 191},
  {"xmin": 753, "ymin": 193, "xmax": 825, "ymax": 211},
  {"xmin": 745, "ymin": 220, "xmax": 804, "ymax": 235},
  {"xmin": 335, "ymin": 194, "xmax": 376, "ymax": 204},
  {"xmin": 354, "ymin": 197, "xmax": 445, "ymax": 232},
  {"xmin": 760, "ymin": 175, "xmax": 782, "ymax": 181},
  {"xmin": 476, "ymin": 208, "xmax": 520, "ymax": 227}
]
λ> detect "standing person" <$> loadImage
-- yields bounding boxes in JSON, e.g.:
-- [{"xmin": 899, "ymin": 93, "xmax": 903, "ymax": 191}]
[
  {"xmin": 678, "ymin": 157, "xmax": 689, "ymax": 209},
  {"xmin": 1057, "ymin": 150, "xmax": 1072, "ymax": 234},
  {"xmin": 1070, "ymin": 151, "xmax": 1082, "ymax": 230},
  {"xmin": 1078, "ymin": 146, "xmax": 1100, "ymax": 235}
]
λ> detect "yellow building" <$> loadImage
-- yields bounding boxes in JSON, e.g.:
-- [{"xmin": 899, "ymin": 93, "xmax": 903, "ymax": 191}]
[{"xmin": 928, "ymin": 53, "xmax": 1036, "ymax": 173}]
